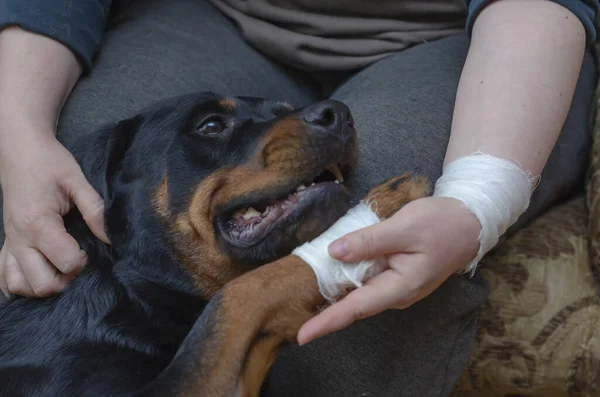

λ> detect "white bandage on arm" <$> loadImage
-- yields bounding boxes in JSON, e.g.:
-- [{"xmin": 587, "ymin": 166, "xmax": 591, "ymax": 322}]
[
  {"xmin": 433, "ymin": 152, "xmax": 537, "ymax": 274},
  {"xmin": 292, "ymin": 202, "xmax": 387, "ymax": 303}
]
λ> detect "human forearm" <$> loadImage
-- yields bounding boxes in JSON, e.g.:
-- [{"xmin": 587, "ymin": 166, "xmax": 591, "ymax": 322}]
[
  {"xmin": 445, "ymin": 0, "xmax": 586, "ymax": 176},
  {"xmin": 0, "ymin": 27, "xmax": 81, "ymax": 143}
]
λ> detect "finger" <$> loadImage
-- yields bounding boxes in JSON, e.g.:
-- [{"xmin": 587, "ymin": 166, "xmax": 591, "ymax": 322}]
[
  {"xmin": 327, "ymin": 218, "xmax": 413, "ymax": 262},
  {"xmin": 13, "ymin": 246, "xmax": 70, "ymax": 297},
  {"xmin": 5, "ymin": 250, "xmax": 35, "ymax": 297},
  {"xmin": 64, "ymin": 172, "xmax": 110, "ymax": 244},
  {"xmin": 33, "ymin": 215, "xmax": 87, "ymax": 274},
  {"xmin": 297, "ymin": 269, "xmax": 418, "ymax": 345}
]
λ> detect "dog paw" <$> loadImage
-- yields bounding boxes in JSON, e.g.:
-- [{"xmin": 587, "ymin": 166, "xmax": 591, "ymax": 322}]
[{"xmin": 364, "ymin": 171, "xmax": 431, "ymax": 220}]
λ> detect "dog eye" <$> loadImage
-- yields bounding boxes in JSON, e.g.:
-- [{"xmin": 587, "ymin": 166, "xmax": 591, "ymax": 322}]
[{"xmin": 195, "ymin": 118, "xmax": 226, "ymax": 135}]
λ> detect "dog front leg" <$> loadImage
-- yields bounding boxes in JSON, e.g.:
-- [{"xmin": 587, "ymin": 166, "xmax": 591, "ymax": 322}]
[{"xmin": 136, "ymin": 255, "xmax": 319, "ymax": 397}]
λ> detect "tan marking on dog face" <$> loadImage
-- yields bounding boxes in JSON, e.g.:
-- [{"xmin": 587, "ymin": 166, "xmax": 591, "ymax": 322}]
[
  {"xmin": 150, "ymin": 174, "xmax": 235, "ymax": 298},
  {"xmin": 170, "ymin": 172, "xmax": 238, "ymax": 298},
  {"xmin": 257, "ymin": 118, "xmax": 309, "ymax": 169},
  {"xmin": 166, "ymin": 164, "xmax": 288, "ymax": 298},
  {"xmin": 153, "ymin": 177, "xmax": 171, "ymax": 220},
  {"xmin": 219, "ymin": 98, "xmax": 237, "ymax": 111}
]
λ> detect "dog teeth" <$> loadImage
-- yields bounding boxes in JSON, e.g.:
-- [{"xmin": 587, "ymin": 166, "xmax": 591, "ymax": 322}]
[
  {"xmin": 328, "ymin": 164, "xmax": 344, "ymax": 183},
  {"xmin": 242, "ymin": 207, "xmax": 261, "ymax": 219},
  {"xmin": 310, "ymin": 183, "xmax": 315, "ymax": 186},
  {"xmin": 296, "ymin": 184, "xmax": 307, "ymax": 192},
  {"xmin": 334, "ymin": 180, "xmax": 340, "ymax": 184}
]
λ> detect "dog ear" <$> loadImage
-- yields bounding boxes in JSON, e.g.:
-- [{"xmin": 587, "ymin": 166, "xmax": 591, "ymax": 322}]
[
  {"xmin": 102, "ymin": 116, "xmax": 143, "ymax": 204},
  {"xmin": 69, "ymin": 116, "xmax": 142, "ymax": 206}
]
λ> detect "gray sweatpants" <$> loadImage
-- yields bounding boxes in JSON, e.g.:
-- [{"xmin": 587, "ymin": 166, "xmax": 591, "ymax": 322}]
[{"xmin": 2, "ymin": 0, "xmax": 597, "ymax": 395}]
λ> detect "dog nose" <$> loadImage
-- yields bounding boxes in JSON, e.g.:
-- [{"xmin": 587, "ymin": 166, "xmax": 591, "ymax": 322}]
[{"xmin": 301, "ymin": 100, "xmax": 354, "ymax": 133}]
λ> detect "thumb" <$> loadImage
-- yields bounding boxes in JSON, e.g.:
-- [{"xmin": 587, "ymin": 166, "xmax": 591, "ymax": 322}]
[
  {"xmin": 328, "ymin": 217, "xmax": 409, "ymax": 262},
  {"xmin": 65, "ymin": 172, "xmax": 110, "ymax": 244}
]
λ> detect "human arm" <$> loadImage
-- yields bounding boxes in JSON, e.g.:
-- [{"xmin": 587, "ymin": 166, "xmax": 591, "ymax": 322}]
[
  {"xmin": 0, "ymin": 0, "xmax": 111, "ymax": 297},
  {"xmin": 446, "ymin": 0, "xmax": 587, "ymax": 173},
  {"xmin": 298, "ymin": 0, "xmax": 593, "ymax": 343}
]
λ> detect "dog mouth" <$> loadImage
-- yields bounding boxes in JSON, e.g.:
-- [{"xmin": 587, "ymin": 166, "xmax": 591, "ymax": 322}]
[{"xmin": 219, "ymin": 163, "xmax": 348, "ymax": 248}]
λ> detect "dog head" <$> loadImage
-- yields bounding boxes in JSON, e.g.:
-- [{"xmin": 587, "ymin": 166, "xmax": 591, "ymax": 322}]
[{"xmin": 71, "ymin": 92, "xmax": 357, "ymax": 297}]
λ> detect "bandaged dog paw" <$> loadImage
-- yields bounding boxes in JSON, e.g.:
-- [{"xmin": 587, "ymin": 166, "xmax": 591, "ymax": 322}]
[{"xmin": 297, "ymin": 195, "xmax": 480, "ymax": 345}]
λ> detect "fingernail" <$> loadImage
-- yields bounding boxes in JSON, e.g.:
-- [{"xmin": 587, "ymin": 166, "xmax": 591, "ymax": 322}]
[
  {"xmin": 297, "ymin": 332, "xmax": 310, "ymax": 346},
  {"xmin": 329, "ymin": 239, "xmax": 348, "ymax": 258},
  {"xmin": 101, "ymin": 230, "xmax": 111, "ymax": 245}
]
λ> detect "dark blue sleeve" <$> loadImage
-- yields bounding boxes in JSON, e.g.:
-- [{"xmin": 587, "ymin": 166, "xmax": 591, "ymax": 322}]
[
  {"xmin": 0, "ymin": 0, "xmax": 112, "ymax": 72},
  {"xmin": 465, "ymin": 0, "xmax": 599, "ymax": 45}
]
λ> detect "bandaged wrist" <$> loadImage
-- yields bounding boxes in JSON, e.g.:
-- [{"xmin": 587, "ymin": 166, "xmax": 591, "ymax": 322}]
[
  {"xmin": 433, "ymin": 152, "xmax": 536, "ymax": 274},
  {"xmin": 292, "ymin": 202, "xmax": 386, "ymax": 303}
]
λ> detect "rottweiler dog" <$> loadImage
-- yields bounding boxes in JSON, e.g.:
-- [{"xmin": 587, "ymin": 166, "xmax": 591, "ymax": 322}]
[{"xmin": 0, "ymin": 92, "xmax": 429, "ymax": 397}]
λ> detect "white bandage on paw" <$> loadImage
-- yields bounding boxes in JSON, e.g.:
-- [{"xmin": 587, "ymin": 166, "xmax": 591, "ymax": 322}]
[
  {"xmin": 433, "ymin": 151, "xmax": 537, "ymax": 274},
  {"xmin": 292, "ymin": 202, "xmax": 387, "ymax": 303}
]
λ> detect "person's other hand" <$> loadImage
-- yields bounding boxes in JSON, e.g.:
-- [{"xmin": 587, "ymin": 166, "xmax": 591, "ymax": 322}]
[
  {"xmin": 297, "ymin": 196, "xmax": 481, "ymax": 345},
  {"xmin": 0, "ymin": 129, "xmax": 109, "ymax": 298}
]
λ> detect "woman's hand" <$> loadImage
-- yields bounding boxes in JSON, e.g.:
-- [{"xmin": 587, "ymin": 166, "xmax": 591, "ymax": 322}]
[
  {"xmin": 297, "ymin": 196, "xmax": 481, "ymax": 345},
  {"xmin": 0, "ymin": 27, "xmax": 108, "ymax": 298},
  {"xmin": 0, "ymin": 128, "xmax": 109, "ymax": 298}
]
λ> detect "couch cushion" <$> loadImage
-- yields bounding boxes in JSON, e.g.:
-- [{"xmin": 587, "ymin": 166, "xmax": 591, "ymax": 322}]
[
  {"xmin": 586, "ymin": 41, "xmax": 600, "ymax": 297},
  {"xmin": 454, "ymin": 197, "xmax": 600, "ymax": 397}
]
